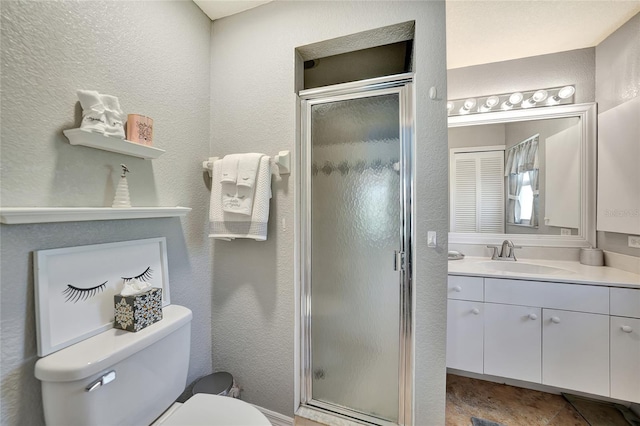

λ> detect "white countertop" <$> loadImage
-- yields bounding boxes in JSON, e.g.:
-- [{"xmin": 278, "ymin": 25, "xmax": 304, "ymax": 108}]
[{"xmin": 448, "ymin": 256, "xmax": 640, "ymax": 289}]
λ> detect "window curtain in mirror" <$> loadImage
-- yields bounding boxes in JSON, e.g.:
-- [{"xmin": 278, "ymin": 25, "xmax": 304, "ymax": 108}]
[
  {"xmin": 528, "ymin": 169, "xmax": 539, "ymax": 227},
  {"xmin": 505, "ymin": 134, "xmax": 539, "ymax": 225}
]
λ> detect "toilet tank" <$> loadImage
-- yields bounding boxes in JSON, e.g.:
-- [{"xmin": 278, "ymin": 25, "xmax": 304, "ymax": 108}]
[{"xmin": 35, "ymin": 305, "xmax": 192, "ymax": 426}]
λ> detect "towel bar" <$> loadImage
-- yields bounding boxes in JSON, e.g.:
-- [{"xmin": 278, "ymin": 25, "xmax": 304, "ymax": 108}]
[{"xmin": 202, "ymin": 151, "xmax": 290, "ymax": 177}]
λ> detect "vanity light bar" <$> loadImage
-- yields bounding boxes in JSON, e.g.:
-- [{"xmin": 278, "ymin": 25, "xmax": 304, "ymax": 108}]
[{"xmin": 447, "ymin": 85, "xmax": 575, "ymax": 116}]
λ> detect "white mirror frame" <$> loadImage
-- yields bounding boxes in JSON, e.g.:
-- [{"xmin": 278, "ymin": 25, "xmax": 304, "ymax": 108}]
[{"xmin": 448, "ymin": 102, "xmax": 596, "ymax": 248}]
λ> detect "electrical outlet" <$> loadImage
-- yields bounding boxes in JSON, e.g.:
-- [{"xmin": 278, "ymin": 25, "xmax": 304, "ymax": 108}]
[
  {"xmin": 561, "ymin": 228, "xmax": 572, "ymax": 236},
  {"xmin": 629, "ymin": 236, "xmax": 640, "ymax": 249}
]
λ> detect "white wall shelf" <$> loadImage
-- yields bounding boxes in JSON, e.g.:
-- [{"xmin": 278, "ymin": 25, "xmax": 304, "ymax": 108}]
[
  {"xmin": 0, "ymin": 207, "xmax": 191, "ymax": 224},
  {"xmin": 63, "ymin": 129, "xmax": 165, "ymax": 160}
]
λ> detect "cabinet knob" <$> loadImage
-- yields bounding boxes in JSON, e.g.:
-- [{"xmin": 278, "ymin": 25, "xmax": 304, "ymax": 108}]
[
  {"xmin": 452, "ymin": 286, "xmax": 462, "ymax": 292},
  {"xmin": 621, "ymin": 325, "xmax": 633, "ymax": 333},
  {"xmin": 471, "ymin": 308, "xmax": 480, "ymax": 315},
  {"xmin": 528, "ymin": 313, "xmax": 538, "ymax": 320},
  {"xmin": 551, "ymin": 316, "xmax": 561, "ymax": 324}
]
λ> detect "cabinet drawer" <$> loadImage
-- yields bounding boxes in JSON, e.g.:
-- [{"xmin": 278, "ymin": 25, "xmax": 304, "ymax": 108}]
[
  {"xmin": 611, "ymin": 288, "xmax": 640, "ymax": 319},
  {"xmin": 485, "ymin": 278, "xmax": 608, "ymax": 314},
  {"xmin": 448, "ymin": 276, "xmax": 483, "ymax": 301}
]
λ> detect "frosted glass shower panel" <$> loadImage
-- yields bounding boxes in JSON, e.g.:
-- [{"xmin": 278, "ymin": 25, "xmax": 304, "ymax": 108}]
[{"xmin": 310, "ymin": 94, "xmax": 401, "ymax": 422}]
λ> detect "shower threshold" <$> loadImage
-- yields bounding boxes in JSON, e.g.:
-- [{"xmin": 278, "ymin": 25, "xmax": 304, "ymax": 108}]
[{"xmin": 296, "ymin": 402, "xmax": 398, "ymax": 426}]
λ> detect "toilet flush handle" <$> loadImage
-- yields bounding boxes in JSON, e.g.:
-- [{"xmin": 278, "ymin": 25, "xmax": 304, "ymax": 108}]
[{"xmin": 86, "ymin": 370, "xmax": 116, "ymax": 392}]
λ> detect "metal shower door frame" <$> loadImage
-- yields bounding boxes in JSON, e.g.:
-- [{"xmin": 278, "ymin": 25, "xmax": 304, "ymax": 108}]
[{"xmin": 299, "ymin": 73, "xmax": 415, "ymax": 426}]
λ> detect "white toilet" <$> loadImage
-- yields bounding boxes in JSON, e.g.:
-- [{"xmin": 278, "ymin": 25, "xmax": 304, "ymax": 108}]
[{"xmin": 34, "ymin": 304, "xmax": 271, "ymax": 426}]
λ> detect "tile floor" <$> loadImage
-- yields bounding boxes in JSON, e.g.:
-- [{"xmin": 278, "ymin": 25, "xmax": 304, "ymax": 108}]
[
  {"xmin": 446, "ymin": 374, "xmax": 587, "ymax": 426},
  {"xmin": 296, "ymin": 374, "xmax": 632, "ymax": 426}
]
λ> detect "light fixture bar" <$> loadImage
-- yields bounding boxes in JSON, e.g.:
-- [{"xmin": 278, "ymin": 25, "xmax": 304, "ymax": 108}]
[{"xmin": 447, "ymin": 85, "xmax": 575, "ymax": 116}]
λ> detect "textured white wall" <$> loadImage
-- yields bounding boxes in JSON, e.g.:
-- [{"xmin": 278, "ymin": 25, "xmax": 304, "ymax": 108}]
[
  {"xmin": 595, "ymin": 13, "xmax": 640, "ymax": 114},
  {"xmin": 596, "ymin": 12, "xmax": 640, "ymax": 257},
  {"xmin": 209, "ymin": 1, "xmax": 448, "ymax": 421},
  {"xmin": 447, "ymin": 48, "xmax": 596, "ymax": 104},
  {"xmin": 0, "ymin": 2, "xmax": 212, "ymax": 425}
]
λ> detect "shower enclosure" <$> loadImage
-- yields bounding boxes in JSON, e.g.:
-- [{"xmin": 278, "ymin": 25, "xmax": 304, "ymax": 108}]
[{"xmin": 300, "ymin": 74, "xmax": 414, "ymax": 426}]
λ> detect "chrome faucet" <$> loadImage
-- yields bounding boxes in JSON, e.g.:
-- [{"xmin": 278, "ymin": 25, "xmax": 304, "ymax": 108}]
[{"xmin": 487, "ymin": 240, "xmax": 522, "ymax": 261}]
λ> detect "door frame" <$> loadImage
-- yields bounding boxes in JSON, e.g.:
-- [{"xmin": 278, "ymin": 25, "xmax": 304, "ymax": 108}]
[{"xmin": 297, "ymin": 73, "xmax": 415, "ymax": 426}]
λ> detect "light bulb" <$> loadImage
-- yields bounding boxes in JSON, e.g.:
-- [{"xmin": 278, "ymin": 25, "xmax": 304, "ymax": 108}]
[
  {"xmin": 480, "ymin": 96, "xmax": 500, "ymax": 112},
  {"xmin": 548, "ymin": 85, "xmax": 576, "ymax": 105},
  {"xmin": 508, "ymin": 92, "xmax": 523, "ymax": 105},
  {"xmin": 523, "ymin": 90, "xmax": 548, "ymax": 108},
  {"xmin": 532, "ymin": 90, "xmax": 548, "ymax": 102},
  {"xmin": 502, "ymin": 92, "xmax": 523, "ymax": 110},
  {"xmin": 486, "ymin": 96, "xmax": 500, "ymax": 108},
  {"xmin": 557, "ymin": 85, "xmax": 575, "ymax": 99},
  {"xmin": 447, "ymin": 101, "xmax": 454, "ymax": 114},
  {"xmin": 463, "ymin": 98, "xmax": 477, "ymax": 111}
]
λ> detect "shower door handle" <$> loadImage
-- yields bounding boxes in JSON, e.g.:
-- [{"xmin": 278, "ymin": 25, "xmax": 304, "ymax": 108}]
[{"xmin": 394, "ymin": 251, "xmax": 405, "ymax": 271}]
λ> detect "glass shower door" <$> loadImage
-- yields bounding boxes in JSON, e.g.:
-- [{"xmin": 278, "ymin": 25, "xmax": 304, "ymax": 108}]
[{"xmin": 302, "ymin": 80, "xmax": 412, "ymax": 425}]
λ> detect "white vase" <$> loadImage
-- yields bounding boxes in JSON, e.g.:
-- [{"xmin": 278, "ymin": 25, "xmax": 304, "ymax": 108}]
[{"xmin": 112, "ymin": 176, "xmax": 131, "ymax": 208}]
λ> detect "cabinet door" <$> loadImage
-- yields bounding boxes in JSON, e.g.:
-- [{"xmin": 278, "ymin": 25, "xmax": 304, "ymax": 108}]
[
  {"xmin": 611, "ymin": 316, "xmax": 640, "ymax": 403},
  {"xmin": 542, "ymin": 309, "xmax": 609, "ymax": 396},
  {"xmin": 447, "ymin": 299, "xmax": 483, "ymax": 373},
  {"xmin": 484, "ymin": 303, "xmax": 541, "ymax": 383}
]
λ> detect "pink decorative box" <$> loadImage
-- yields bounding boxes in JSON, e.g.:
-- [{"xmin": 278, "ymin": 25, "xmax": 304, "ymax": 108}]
[{"xmin": 126, "ymin": 114, "xmax": 154, "ymax": 146}]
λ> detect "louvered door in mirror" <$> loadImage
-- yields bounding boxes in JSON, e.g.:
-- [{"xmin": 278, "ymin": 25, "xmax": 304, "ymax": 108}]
[{"xmin": 450, "ymin": 149, "xmax": 505, "ymax": 233}]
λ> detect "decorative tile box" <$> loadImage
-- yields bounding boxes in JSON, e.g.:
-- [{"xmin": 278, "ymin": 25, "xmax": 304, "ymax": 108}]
[{"xmin": 114, "ymin": 288, "xmax": 163, "ymax": 332}]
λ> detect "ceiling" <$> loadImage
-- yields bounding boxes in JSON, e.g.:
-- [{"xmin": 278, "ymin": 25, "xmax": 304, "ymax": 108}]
[
  {"xmin": 193, "ymin": 0, "xmax": 271, "ymax": 21},
  {"xmin": 193, "ymin": 0, "xmax": 640, "ymax": 69},
  {"xmin": 446, "ymin": 0, "xmax": 640, "ymax": 69}
]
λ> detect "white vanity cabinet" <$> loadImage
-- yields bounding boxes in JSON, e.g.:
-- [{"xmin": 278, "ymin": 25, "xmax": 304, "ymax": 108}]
[
  {"xmin": 610, "ymin": 287, "xmax": 640, "ymax": 403},
  {"xmin": 447, "ymin": 272, "xmax": 640, "ymax": 404},
  {"xmin": 483, "ymin": 303, "xmax": 541, "ymax": 383},
  {"xmin": 542, "ymin": 309, "xmax": 609, "ymax": 396}
]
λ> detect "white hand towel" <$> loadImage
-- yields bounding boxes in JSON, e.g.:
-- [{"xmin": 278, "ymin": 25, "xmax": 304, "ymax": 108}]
[
  {"xmin": 210, "ymin": 156, "xmax": 272, "ymax": 241},
  {"xmin": 220, "ymin": 154, "xmax": 240, "ymax": 184},
  {"xmin": 221, "ymin": 182, "xmax": 254, "ymax": 216},
  {"xmin": 221, "ymin": 153, "xmax": 265, "ymax": 215},
  {"xmin": 237, "ymin": 153, "xmax": 263, "ymax": 189}
]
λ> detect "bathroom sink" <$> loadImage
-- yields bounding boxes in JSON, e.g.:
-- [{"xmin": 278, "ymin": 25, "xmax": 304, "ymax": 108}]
[{"xmin": 481, "ymin": 261, "xmax": 572, "ymax": 275}]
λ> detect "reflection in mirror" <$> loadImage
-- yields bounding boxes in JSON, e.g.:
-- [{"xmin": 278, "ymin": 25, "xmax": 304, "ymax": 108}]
[
  {"xmin": 449, "ymin": 116, "xmax": 582, "ymax": 236},
  {"xmin": 448, "ymin": 103, "xmax": 596, "ymax": 248}
]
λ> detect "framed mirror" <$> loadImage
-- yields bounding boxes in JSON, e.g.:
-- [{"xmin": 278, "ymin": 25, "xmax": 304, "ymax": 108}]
[{"xmin": 448, "ymin": 103, "xmax": 596, "ymax": 248}]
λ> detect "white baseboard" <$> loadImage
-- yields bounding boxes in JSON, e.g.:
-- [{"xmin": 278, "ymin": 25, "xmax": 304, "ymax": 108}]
[{"xmin": 253, "ymin": 404, "xmax": 294, "ymax": 426}]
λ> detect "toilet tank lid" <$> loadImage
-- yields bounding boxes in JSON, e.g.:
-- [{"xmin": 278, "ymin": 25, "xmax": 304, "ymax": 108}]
[{"xmin": 35, "ymin": 304, "xmax": 192, "ymax": 382}]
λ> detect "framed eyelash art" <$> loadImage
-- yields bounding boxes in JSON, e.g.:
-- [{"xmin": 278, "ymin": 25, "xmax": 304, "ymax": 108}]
[{"xmin": 34, "ymin": 237, "xmax": 170, "ymax": 356}]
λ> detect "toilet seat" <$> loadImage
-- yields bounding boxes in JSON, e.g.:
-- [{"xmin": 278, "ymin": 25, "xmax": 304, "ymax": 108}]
[{"xmin": 159, "ymin": 393, "xmax": 271, "ymax": 426}]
